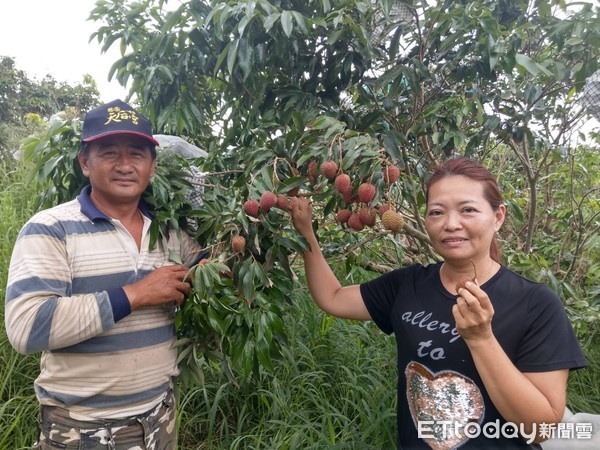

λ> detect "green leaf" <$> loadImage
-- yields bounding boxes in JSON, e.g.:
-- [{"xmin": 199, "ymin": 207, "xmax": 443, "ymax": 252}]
[
  {"xmin": 263, "ymin": 12, "xmax": 280, "ymax": 32},
  {"xmin": 169, "ymin": 250, "xmax": 183, "ymax": 264},
  {"xmin": 214, "ymin": 42, "xmax": 231, "ymax": 76},
  {"xmin": 227, "ymin": 39, "xmax": 240, "ymax": 75},
  {"xmin": 238, "ymin": 38, "xmax": 254, "ymax": 80},
  {"xmin": 255, "ymin": 338, "xmax": 274, "ymax": 370},
  {"xmin": 281, "ymin": 10, "xmax": 293, "ymax": 37},
  {"xmin": 515, "ymin": 53, "xmax": 553, "ymax": 77},
  {"xmin": 479, "ymin": 16, "xmax": 499, "ymax": 36},
  {"xmin": 207, "ymin": 305, "xmax": 227, "ymax": 334},
  {"xmin": 291, "ymin": 11, "xmax": 308, "ymax": 34},
  {"xmin": 515, "ymin": 53, "xmax": 540, "ymax": 76}
]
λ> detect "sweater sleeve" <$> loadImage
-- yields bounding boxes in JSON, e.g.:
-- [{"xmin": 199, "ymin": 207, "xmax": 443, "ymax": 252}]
[{"xmin": 4, "ymin": 217, "xmax": 117, "ymax": 355}]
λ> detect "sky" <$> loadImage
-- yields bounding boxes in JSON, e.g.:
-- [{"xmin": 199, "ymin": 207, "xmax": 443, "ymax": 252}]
[
  {"xmin": 0, "ymin": 0, "xmax": 129, "ymax": 102},
  {"xmin": 0, "ymin": 1, "xmax": 598, "ymax": 132}
]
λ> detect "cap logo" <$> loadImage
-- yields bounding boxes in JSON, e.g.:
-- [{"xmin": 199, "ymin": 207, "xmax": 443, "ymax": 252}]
[{"xmin": 105, "ymin": 106, "xmax": 140, "ymax": 127}]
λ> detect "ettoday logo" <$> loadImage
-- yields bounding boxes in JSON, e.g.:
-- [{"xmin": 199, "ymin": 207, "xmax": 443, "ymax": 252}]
[{"xmin": 418, "ymin": 419, "xmax": 594, "ymax": 444}]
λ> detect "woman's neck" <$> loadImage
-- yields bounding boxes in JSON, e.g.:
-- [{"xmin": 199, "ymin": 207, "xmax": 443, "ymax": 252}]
[{"xmin": 440, "ymin": 258, "xmax": 500, "ymax": 294}]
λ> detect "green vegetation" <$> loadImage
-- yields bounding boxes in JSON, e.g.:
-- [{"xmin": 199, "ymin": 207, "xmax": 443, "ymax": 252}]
[{"xmin": 0, "ymin": 159, "xmax": 43, "ymax": 448}]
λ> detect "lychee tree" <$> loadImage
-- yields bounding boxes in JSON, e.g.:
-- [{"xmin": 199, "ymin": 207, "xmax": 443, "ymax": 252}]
[{"xmin": 24, "ymin": 0, "xmax": 600, "ymax": 385}]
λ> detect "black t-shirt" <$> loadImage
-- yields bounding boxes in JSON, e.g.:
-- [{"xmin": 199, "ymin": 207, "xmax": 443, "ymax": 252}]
[{"xmin": 360, "ymin": 263, "xmax": 587, "ymax": 450}]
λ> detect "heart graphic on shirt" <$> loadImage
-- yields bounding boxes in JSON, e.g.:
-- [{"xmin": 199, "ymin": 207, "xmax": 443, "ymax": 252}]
[{"xmin": 405, "ymin": 361, "xmax": 484, "ymax": 450}]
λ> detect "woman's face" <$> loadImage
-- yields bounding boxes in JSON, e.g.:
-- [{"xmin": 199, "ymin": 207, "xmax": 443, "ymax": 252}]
[{"xmin": 424, "ymin": 175, "xmax": 505, "ymax": 263}]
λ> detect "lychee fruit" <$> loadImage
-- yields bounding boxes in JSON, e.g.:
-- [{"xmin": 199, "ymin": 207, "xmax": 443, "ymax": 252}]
[
  {"xmin": 455, "ymin": 276, "xmax": 473, "ymax": 292},
  {"xmin": 456, "ymin": 259, "xmax": 477, "ymax": 292},
  {"xmin": 343, "ymin": 192, "xmax": 357, "ymax": 205},
  {"xmin": 359, "ymin": 207, "xmax": 377, "ymax": 227},
  {"xmin": 382, "ymin": 165, "xmax": 400, "ymax": 184},
  {"xmin": 358, "ymin": 183, "xmax": 376, "ymax": 203},
  {"xmin": 335, "ymin": 174, "xmax": 352, "ymax": 195},
  {"xmin": 243, "ymin": 199, "xmax": 260, "ymax": 217},
  {"xmin": 321, "ymin": 160, "xmax": 338, "ymax": 179},
  {"xmin": 347, "ymin": 213, "xmax": 365, "ymax": 231},
  {"xmin": 381, "ymin": 210, "xmax": 404, "ymax": 232},
  {"xmin": 276, "ymin": 194, "xmax": 290, "ymax": 210},
  {"xmin": 259, "ymin": 191, "xmax": 277, "ymax": 212},
  {"xmin": 231, "ymin": 236, "xmax": 246, "ymax": 253},
  {"xmin": 378, "ymin": 203, "xmax": 391, "ymax": 217},
  {"xmin": 336, "ymin": 209, "xmax": 352, "ymax": 223}
]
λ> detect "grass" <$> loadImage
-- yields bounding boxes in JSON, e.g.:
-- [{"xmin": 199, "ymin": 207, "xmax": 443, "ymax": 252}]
[
  {"xmin": 566, "ymin": 341, "xmax": 600, "ymax": 415},
  {"xmin": 0, "ymin": 157, "xmax": 598, "ymax": 449},
  {"xmin": 0, "ymin": 160, "xmax": 44, "ymax": 448},
  {"xmin": 176, "ymin": 296, "xmax": 398, "ymax": 449}
]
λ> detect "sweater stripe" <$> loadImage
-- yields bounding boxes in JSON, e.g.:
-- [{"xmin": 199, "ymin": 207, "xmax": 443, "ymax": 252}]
[{"xmin": 53, "ymin": 324, "xmax": 175, "ymax": 353}]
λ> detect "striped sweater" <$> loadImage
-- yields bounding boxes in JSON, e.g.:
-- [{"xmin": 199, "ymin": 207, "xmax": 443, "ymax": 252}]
[{"xmin": 4, "ymin": 185, "xmax": 202, "ymax": 420}]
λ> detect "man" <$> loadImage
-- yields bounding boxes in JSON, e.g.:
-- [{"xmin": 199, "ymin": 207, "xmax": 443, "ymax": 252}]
[{"xmin": 5, "ymin": 99, "xmax": 203, "ymax": 449}]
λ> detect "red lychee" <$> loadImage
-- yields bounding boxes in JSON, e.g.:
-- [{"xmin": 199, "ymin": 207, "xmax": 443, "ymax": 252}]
[
  {"xmin": 321, "ymin": 160, "xmax": 338, "ymax": 179},
  {"xmin": 243, "ymin": 199, "xmax": 260, "ymax": 217},
  {"xmin": 347, "ymin": 213, "xmax": 365, "ymax": 231},
  {"xmin": 336, "ymin": 209, "xmax": 352, "ymax": 223},
  {"xmin": 231, "ymin": 236, "xmax": 246, "ymax": 253},
  {"xmin": 358, "ymin": 183, "xmax": 376, "ymax": 203},
  {"xmin": 276, "ymin": 194, "xmax": 291, "ymax": 210},
  {"xmin": 335, "ymin": 174, "xmax": 352, "ymax": 195},
  {"xmin": 359, "ymin": 207, "xmax": 377, "ymax": 227},
  {"xmin": 382, "ymin": 165, "xmax": 400, "ymax": 184},
  {"xmin": 343, "ymin": 192, "xmax": 357, "ymax": 205},
  {"xmin": 378, "ymin": 203, "xmax": 391, "ymax": 217},
  {"xmin": 259, "ymin": 191, "xmax": 277, "ymax": 212}
]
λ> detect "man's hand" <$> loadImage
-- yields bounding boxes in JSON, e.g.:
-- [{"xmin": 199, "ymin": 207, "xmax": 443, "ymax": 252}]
[{"xmin": 123, "ymin": 264, "xmax": 191, "ymax": 310}]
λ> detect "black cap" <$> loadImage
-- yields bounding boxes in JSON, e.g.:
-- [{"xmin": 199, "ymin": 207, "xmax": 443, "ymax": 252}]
[{"xmin": 81, "ymin": 99, "xmax": 159, "ymax": 146}]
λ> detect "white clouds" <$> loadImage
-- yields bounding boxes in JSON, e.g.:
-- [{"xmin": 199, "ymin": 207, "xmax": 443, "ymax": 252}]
[{"xmin": 0, "ymin": 0, "xmax": 128, "ymax": 102}]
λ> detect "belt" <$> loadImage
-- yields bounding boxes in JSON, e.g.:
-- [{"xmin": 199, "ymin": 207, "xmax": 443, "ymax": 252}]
[{"xmin": 41, "ymin": 400, "xmax": 158, "ymax": 429}]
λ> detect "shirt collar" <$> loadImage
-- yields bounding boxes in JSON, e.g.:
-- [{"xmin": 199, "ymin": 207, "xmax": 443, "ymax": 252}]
[{"xmin": 77, "ymin": 185, "xmax": 154, "ymax": 221}]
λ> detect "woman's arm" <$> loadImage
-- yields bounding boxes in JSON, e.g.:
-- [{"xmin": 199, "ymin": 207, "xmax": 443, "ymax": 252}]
[
  {"xmin": 454, "ymin": 281, "xmax": 567, "ymax": 443},
  {"xmin": 290, "ymin": 197, "xmax": 371, "ymax": 320}
]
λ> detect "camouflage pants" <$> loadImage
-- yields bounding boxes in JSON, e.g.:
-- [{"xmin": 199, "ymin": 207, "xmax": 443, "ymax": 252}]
[{"xmin": 33, "ymin": 389, "xmax": 177, "ymax": 450}]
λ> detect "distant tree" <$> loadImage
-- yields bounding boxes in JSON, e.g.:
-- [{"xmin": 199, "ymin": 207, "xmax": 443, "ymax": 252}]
[
  {"xmin": 0, "ymin": 55, "xmax": 100, "ymax": 156},
  {"xmin": 0, "ymin": 56, "xmax": 28, "ymax": 124}
]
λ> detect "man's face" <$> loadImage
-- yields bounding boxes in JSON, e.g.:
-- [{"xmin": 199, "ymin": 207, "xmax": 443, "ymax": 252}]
[{"xmin": 78, "ymin": 135, "xmax": 156, "ymax": 208}]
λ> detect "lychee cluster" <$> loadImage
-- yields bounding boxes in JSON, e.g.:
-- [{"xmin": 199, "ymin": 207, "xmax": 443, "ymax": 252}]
[
  {"xmin": 318, "ymin": 159, "xmax": 404, "ymax": 233},
  {"xmin": 238, "ymin": 188, "xmax": 296, "ymax": 257},
  {"xmin": 243, "ymin": 190, "xmax": 293, "ymax": 218},
  {"xmin": 237, "ymin": 157, "xmax": 404, "ymax": 258}
]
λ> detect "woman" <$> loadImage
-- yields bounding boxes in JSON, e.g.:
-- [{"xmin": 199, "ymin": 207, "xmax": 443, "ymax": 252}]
[{"xmin": 289, "ymin": 157, "xmax": 587, "ymax": 449}]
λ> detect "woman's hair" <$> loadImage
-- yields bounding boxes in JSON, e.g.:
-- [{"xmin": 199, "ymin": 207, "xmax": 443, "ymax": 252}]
[{"xmin": 425, "ymin": 157, "xmax": 503, "ymax": 262}]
